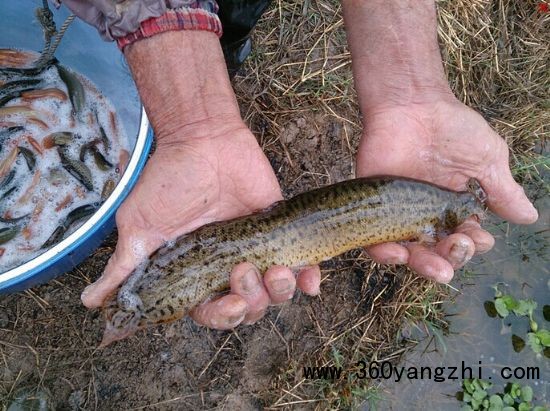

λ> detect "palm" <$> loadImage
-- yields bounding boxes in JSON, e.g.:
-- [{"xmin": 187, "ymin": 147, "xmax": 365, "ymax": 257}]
[
  {"xmin": 356, "ymin": 100, "xmax": 535, "ymax": 224},
  {"xmin": 355, "ymin": 99, "xmax": 536, "ymax": 282},
  {"xmin": 358, "ymin": 101, "xmax": 502, "ymax": 191},
  {"xmin": 118, "ymin": 127, "xmax": 282, "ymax": 247},
  {"xmin": 80, "ymin": 126, "xmax": 284, "ymax": 308}
]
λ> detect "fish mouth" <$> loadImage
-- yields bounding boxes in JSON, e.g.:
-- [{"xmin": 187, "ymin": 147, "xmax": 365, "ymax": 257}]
[
  {"xmin": 456, "ymin": 190, "xmax": 487, "ymax": 224},
  {"xmin": 99, "ymin": 292, "xmax": 142, "ymax": 348},
  {"xmin": 99, "ymin": 316, "xmax": 139, "ymax": 348},
  {"xmin": 467, "ymin": 178, "xmax": 486, "ymax": 200},
  {"xmin": 99, "ymin": 305, "xmax": 142, "ymax": 348}
]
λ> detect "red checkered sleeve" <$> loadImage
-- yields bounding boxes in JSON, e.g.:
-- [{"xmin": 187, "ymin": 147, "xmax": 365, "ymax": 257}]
[{"xmin": 116, "ymin": 7, "xmax": 223, "ymax": 50}]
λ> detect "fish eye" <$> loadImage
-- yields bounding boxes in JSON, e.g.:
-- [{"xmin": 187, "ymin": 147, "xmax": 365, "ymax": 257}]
[{"xmin": 112, "ymin": 309, "xmax": 135, "ymax": 329}]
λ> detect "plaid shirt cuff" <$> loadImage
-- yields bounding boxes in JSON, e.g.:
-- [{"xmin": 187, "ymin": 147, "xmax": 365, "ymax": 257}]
[{"xmin": 116, "ymin": 7, "xmax": 223, "ymax": 50}]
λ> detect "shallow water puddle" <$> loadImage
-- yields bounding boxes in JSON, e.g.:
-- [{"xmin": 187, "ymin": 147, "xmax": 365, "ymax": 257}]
[{"xmin": 377, "ymin": 188, "xmax": 549, "ymax": 410}]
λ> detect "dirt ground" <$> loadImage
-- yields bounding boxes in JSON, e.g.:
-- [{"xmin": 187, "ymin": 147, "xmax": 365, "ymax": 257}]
[
  {"xmin": 0, "ymin": 243, "xmax": 405, "ymax": 410},
  {"xmin": 1, "ymin": 0, "xmax": 548, "ymax": 410},
  {"xmin": 0, "ymin": 94, "xmax": 386, "ymax": 410}
]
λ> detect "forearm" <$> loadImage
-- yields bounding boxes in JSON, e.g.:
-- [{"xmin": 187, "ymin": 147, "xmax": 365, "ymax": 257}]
[
  {"xmin": 124, "ymin": 30, "xmax": 243, "ymax": 143},
  {"xmin": 342, "ymin": 0, "xmax": 454, "ymax": 114}
]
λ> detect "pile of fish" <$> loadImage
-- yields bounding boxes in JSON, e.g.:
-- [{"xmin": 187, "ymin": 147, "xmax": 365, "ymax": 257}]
[{"xmin": 0, "ymin": 49, "xmax": 129, "ymax": 273}]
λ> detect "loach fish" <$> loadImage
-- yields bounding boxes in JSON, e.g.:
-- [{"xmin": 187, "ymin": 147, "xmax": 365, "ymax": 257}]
[
  {"xmin": 56, "ymin": 65, "xmax": 85, "ymax": 115},
  {"xmin": 41, "ymin": 203, "xmax": 98, "ymax": 249},
  {"xmin": 100, "ymin": 177, "xmax": 485, "ymax": 347}
]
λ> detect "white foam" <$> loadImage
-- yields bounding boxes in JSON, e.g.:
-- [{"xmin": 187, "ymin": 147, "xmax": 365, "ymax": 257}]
[
  {"xmin": 130, "ymin": 237, "xmax": 148, "ymax": 261},
  {"xmin": 0, "ymin": 63, "xmax": 130, "ymax": 272},
  {"xmin": 117, "ymin": 259, "xmax": 148, "ymax": 310}
]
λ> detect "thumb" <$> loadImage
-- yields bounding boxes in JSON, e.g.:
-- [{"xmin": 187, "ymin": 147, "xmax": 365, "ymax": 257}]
[
  {"xmin": 80, "ymin": 232, "xmax": 161, "ymax": 308},
  {"xmin": 481, "ymin": 162, "xmax": 538, "ymax": 224}
]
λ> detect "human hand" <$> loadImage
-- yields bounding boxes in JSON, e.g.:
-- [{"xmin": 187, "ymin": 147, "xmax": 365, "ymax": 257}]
[
  {"xmin": 81, "ymin": 122, "xmax": 320, "ymax": 327},
  {"xmin": 342, "ymin": 0, "xmax": 537, "ymax": 283},
  {"xmin": 80, "ymin": 30, "xmax": 320, "ymax": 329},
  {"xmin": 356, "ymin": 99, "xmax": 538, "ymax": 282}
]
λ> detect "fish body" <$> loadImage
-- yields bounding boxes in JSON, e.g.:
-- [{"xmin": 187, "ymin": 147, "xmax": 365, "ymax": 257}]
[
  {"xmin": 0, "ymin": 58, "xmax": 56, "ymax": 78},
  {"xmin": 0, "ymin": 126, "xmax": 23, "ymax": 151},
  {"xmin": 0, "ymin": 88, "xmax": 38, "ymax": 107},
  {"xmin": 41, "ymin": 203, "xmax": 98, "ymax": 249},
  {"xmin": 20, "ymin": 88, "xmax": 68, "ymax": 102},
  {"xmin": 101, "ymin": 177, "xmax": 484, "ymax": 346},
  {"xmin": 0, "ymin": 226, "xmax": 19, "ymax": 245},
  {"xmin": 0, "ymin": 105, "xmax": 38, "ymax": 118},
  {"xmin": 57, "ymin": 147, "xmax": 94, "ymax": 191},
  {"xmin": 56, "ymin": 65, "xmax": 85, "ymax": 115},
  {"xmin": 0, "ymin": 79, "xmax": 40, "ymax": 96}
]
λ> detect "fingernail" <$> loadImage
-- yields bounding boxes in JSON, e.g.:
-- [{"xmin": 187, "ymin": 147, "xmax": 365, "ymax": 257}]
[
  {"xmin": 269, "ymin": 278, "xmax": 292, "ymax": 295},
  {"xmin": 240, "ymin": 268, "xmax": 261, "ymax": 295},
  {"xmin": 309, "ymin": 288, "xmax": 321, "ymax": 297},
  {"xmin": 449, "ymin": 243, "xmax": 470, "ymax": 266},
  {"xmin": 81, "ymin": 273, "xmax": 105, "ymax": 297},
  {"xmin": 81, "ymin": 285, "xmax": 93, "ymax": 299},
  {"xmin": 523, "ymin": 204, "xmax": 538, "ymax": 221},
  {"xmin": 226, "ymin": 310, "xmax": 246, "ymax": 327},
  {"xmin": 309, "ymin": 285, "xmax": 321, "ymax": 296},
  {"xmin": 438, "ymin": 269, "xmax": 454, "ymax": 284}
]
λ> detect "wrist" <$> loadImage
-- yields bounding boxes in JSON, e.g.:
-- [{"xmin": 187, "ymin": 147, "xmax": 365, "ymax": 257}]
[
  {"xmin": 155, "ymin": 116, "xmax": 252, "ymax": 148},
  {"xmin": 359, "ymin": 76, "xmax": 455, "ymax": 116},
  {"xmin": 343, "ymin": 0, "xmax": 455, "ymax": 114},
  {"xmin": 124, "ymin": 30, "xmax": 243, "ymax": 144},
  {"xmin": 361, "ymin": 88, "xmax": 458, "ymax": 120},
  {"xmin": 359, "ymin": 97, "xmax": 462, "ymax": 137}
]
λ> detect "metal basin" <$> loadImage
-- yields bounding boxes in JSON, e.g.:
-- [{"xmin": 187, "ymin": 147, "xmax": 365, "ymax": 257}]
[{"xmin": 0, "ymin": 2, "xmax": 152, "ymax": 293}]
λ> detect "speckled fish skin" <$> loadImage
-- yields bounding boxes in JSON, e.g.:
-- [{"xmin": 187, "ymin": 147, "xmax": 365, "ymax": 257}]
[{"xmin": 100, "ymin": 177, "xmax": 484, "ymax": 346}]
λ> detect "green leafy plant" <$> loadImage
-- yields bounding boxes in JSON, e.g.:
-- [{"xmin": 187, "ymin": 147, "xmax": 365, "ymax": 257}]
[
  {"xmin": 485, "ymin": 286, "xmax": 550, "ymax": 356},
  {"xmin": 457, "ymin": 379, "xmax": 548, "ymax": 411},
  {"xmin": 526, "ymin": 329, "xmax": 550, "ymax": 354}
]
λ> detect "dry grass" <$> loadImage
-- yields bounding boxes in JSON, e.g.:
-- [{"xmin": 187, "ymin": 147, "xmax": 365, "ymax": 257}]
[
  {"xmin": 231, "ymin": 0, "xmax": 549, "ymax": 409},
  {"xmin": 234, "ymin": 0, "xmax": 360, "ymax": 195},
  {"xmin": 262, "ymin": 256, "xmax": 447, "ymax": 410},
  {"xmin": 437, "ymin": 0, "xmax": 549, "ymax": 180}
]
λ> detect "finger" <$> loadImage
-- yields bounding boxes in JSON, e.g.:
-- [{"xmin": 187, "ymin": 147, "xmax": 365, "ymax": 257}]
[
  {"xmin": 80, "ymin": 216, "xmax": 163, "ymax": 308},
  {"xmin": 229, "ymin": 263, "xmax": 270, "ymax": 325},
  {"xmin": 482, "ymin": 161, "xmax": 538, "ymax": 224},
  {"xmin": 263, "ymin": 266, "xmax": 297, "ymax": 304},
  {"xmin": 81, "ymin": 233, "xmax": 160, "ymax": 308},
  {"xmin": 189, "ymin": 294, "xmax": 248, "ymax": 330},
  {"xmin": 296, "ymin": 265, "xmax": 321, "ymax": 296},
  {"xmin": 406, "ymin": 243, "xmax": 455, "ymax": 283},
  {"xmin": 434, "ymin": 233, "xmax": 475, "ymax": 269},
  {"xmin": 366, "ymin": 243, "xmax": 409, "ymax": 265},
  {"xmin": 454, "ymin": 217, "xmax": 495, "ymax": 254}
]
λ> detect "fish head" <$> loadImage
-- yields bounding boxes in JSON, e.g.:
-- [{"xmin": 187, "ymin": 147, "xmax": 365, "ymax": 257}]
[
  {"xmin": 443, "ymin": 192, "xmax": 486, "ymax": 230},
  {"xmin": 99, "ymin": 296, "xmax": 142, "ymax": 348}
]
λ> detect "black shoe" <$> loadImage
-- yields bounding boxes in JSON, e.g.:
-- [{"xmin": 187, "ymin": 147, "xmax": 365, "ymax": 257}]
[{"xmin": 218, "ymin": 0, "xmax": 273, "ymax": 77}]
